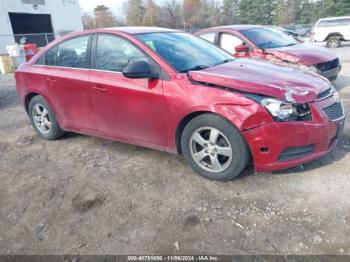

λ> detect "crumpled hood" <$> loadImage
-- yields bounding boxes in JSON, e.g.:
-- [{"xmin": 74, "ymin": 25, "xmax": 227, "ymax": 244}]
[
  {"xmin": 188, "ymin": 59, "xmax": 331, "ymax": 103},
  {"xmin": 265, "ymin": 43, "xmax": 337, "ymax": 66}
]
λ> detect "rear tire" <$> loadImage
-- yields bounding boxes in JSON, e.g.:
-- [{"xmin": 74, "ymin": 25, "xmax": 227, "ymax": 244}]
[
  {"xmin": 327, "ymin": 36, "xmax": 341, "ymax": 48},
  {"xmin": 28, "ymin": 95, "xmax": 65, "ymax": 140},
  {"xmin": 181, "ymin": 114, "xmax": 249, "ymax": 181}
]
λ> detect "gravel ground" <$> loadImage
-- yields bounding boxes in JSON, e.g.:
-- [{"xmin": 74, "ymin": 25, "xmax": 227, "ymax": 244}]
[{"xmin": 0, "ymin": 46, "xmax": 350, "ymax": 255}]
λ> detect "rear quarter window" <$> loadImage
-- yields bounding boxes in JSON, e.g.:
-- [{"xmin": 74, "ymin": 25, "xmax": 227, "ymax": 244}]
[
  {"xmin": 198, "ymin": 33, "xmax": 216, "ymax": 43},
  {"xmin": 36, "ymin": 35, "xmax": 90, "ymax": 68}
]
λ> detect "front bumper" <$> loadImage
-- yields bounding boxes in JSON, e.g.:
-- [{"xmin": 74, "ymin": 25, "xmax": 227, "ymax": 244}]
[
  {"xmin": 320, "ymin": 65, "xmax": 341, "ymax": 80},
  {"xmin": 243, "ymin": 94, "xmax": 345, "ymax": 172}
]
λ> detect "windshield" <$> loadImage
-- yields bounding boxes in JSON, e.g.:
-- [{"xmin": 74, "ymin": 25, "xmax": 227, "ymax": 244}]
[
  {"xmin": 241, "ymin": 27, "xmax": 298, "ymax": 49},
  {"xmin": 136, "ymin": 32, "xmax": 234, "ymax": 73}
]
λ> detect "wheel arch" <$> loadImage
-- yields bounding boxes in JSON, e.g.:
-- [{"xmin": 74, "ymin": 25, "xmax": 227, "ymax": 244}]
[
  {"xmin": 326, "ymin": 32, "xmax": 344, "ymax": 40},
  {"xmin": 175, "ymin": 109, "xmax": 249, "ymax": 154},
  {"xmin": 175, "ymin": 111, "xmax": 211, "ymax": 154},
  {"xmin": 25, "ymin": 92, "xmax": 40, "ymax": 114},
  {"xmin": 24, "ymin": 92, "xmax": 60, "ymax": 124}
]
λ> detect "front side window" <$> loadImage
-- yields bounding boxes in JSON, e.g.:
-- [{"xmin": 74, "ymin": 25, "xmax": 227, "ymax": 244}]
[
  {"xmin": 198, "ymin": 33, "xmax": 216, "ymax": 43},
  {"xmin": 220, "ymin": 33, "xmax": 244, "ymax": 54},
  {"xmin": 94, "ymin": 34, "xmax": 148, "ymax": 72},
  {"xmin": 37, "ymin": 36, "xmax": 90, "ymax": 68},
  {"xmin": 136, "ymin": 32, "xmax": 233, "ymax": 73},
  {"xmin": 241, "ymin": 27, "xmax": 298, "ymax": 49}
]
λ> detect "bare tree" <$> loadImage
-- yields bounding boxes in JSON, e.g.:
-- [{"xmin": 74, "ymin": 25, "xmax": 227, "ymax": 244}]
[
  {"xmin": 183, "ymin": 0, "xmax": 202, "ymax": 28},
  {"xmin": 159, "ymin": 0, "xmax": 183, "ymax": 28},
  {"xmin": 82, "ymin": 12, "xmax": 95, "ymax": 30},
  {"xmin": 142, "ymin": 0, "xmax": 158, "ymax": 26},
  {"xmin": 126, "ymin": 0, "xmax": 145, "ymax": 26}
]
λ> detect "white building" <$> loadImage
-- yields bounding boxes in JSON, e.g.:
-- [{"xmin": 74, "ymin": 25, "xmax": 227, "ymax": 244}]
[{"xmin": 0, "ymin": 0, "xmax": 83, "ymax": 54}]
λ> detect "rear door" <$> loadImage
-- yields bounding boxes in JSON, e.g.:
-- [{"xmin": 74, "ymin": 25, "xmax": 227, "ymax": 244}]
[
  {"xmin": 35, "ymin": 35, "xmax": 96, "ymax": 131},
  {"xmin": 89, "ymin": 33, "xmax": 166, "ymax": 147}
]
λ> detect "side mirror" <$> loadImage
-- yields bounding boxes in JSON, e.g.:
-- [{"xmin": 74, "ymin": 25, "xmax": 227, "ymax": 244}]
[
  {"xmin": 122, "ymin": 60, "xmax": 159, "ymax": 79},
  {"xmin": 235, "ymin": 44, "xmax": 249, "ymax": 53}
]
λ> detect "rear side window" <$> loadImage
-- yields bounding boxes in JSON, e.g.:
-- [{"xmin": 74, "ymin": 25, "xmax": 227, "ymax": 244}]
[
  {"xmin": 318, "ymin": 18, "xmax": 350, "ymax": 27},
  {"xmin": 37, "ymin": 46, "xmax": 58, "ymax": 66},
  {"xmin": 37, "ymin": 36, "xmax": 90, "ymax": 68},
  {"xmin": 198, "ymin": 33, "xmax": 216, "ymax": 43},
  {"xmin": 94, "ymin": 34, "xmax": 149, "ymax": 72}
]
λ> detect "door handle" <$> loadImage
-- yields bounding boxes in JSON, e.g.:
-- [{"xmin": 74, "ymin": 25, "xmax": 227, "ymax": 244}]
[
  {"xmin": 46, "ymin": 77, "xmax": 57, "ymax": 84},
  {"xmin": 92, "ymin": 86, "xmax": 107, "ymax": 94}
]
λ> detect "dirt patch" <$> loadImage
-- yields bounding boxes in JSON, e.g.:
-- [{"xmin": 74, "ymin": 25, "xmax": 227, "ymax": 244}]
[{"xmin": 72, "ymin": 184, "xmax": 108, "ymax": 212}]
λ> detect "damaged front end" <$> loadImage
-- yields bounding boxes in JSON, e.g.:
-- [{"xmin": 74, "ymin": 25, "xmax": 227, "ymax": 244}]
[
  {"xmin": 263, "ymin": 48, "xmax": 341, "ymax": 81},
  {"xmin": 187, "ymin": 61, "xmax": 344, "ymax": 172}
]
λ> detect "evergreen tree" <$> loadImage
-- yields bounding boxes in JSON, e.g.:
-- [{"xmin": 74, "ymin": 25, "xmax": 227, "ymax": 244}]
[
  {"xmin": 93, "ymin": 5, "xmax": 117, "ymax": 28},
  {"xmin": 221, "ymin": 0, "xmax": 240, "ymax": 25},
  {"xmin": 239, "ymin": 0, "xmax": 278, "ymax": 25}
]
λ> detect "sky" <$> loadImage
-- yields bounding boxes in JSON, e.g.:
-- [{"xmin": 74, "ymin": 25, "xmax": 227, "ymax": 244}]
[{"xmin": 78, "ymin": 0, "xmax": 166, "ymax": 16}]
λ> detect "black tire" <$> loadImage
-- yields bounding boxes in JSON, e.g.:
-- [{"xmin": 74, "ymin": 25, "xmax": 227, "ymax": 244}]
[
  {"xmin": 28, "ymin": 95, "xmax": 65, "ymax": 140},
  {"xmin": 327, "ymin": 36, "xmax": 341, "ymax": 48},
  {"xmin": 181, "ymin": 113, "xmax": 249, "ymax": 181}
]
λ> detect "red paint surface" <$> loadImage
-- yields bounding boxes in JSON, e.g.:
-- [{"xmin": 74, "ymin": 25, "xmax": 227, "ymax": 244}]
[
  {"xmin": 189, "ymin": 58, "xmax": 330, "ymax": 103},
  {"xmin": 195, "ymin": 27, "xmax": 338, "ymax": 66},
  {"xmin": 15, "ymin": 28, "xmax": 342, "ymax": 173}
]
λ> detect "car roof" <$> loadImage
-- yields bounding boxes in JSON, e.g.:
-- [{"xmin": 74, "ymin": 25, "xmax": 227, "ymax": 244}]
[
  {"xmin": 204, "ymin": 25, "xmax": 267, "ymax": 31},
  {"xmin": 318, "ymin": 16, "xmax": 350, "ymax": 21},
  {"xmin": 90, "ymin": 27, "xmax": 180, "ymax": 35}
]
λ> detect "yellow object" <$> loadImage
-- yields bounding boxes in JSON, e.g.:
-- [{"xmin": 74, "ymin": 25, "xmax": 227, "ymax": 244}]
[{"xmin": 0, "ymin": 55, "xmax": 14, "ymax": 74}]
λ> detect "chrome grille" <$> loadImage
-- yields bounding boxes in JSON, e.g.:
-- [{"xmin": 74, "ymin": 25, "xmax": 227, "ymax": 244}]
[
  {"xmin": 323, "ymin": 102, "xmax": 344, "ymax": 121},
  {"xmin": 316, "ymin": 87, "xmax": 333, "ymax": 101}
]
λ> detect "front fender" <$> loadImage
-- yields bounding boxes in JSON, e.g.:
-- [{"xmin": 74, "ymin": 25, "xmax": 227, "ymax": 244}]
[
  {"xmin": 211, "ymin": 103, "xmax": 273, "ymax": 131},
  {"xmin": 169, "ymin": 102, "xmax": 273, "ymax": 154}
]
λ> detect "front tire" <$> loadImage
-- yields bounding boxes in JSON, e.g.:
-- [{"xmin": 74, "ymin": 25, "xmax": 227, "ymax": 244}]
[
  {"xmin": 181, "ymin": 114, "xmax": 249, "ymax": 181},
  {"xmin": 28, "ymin": 95, "xmax": 65, "ymax": 140}
]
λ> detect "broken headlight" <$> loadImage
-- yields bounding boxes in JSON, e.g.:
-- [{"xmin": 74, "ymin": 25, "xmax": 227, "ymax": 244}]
[{"xmin": 261, "ymin": 98, "xmax": 312, "ymax": 122}]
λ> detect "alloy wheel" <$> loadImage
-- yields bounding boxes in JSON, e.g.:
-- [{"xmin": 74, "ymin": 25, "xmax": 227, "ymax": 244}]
[
  {"xmin": 32, "ymin": 104, "xmax": 51, "ymax": 134},
  {"xmin": 189, "ymin": 127, "xmax": 233, "ymax": 173}
]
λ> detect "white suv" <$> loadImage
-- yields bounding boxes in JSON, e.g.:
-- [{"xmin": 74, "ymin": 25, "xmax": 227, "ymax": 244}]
[{"xmin": 311, "ymin": 16, "xmax": 350, "ymax": 48}]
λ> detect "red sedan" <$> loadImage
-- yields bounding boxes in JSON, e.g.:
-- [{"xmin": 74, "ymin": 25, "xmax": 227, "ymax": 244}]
[
  {"xmin": 195, "ymin": 25, "xmax": 341, "ymax": 81},
  {"xmin": 15, "ymin": 27, "xmax": 345, "ymax": 181}
]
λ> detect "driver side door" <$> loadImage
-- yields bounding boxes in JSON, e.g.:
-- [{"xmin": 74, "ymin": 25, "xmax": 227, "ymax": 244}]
[{"xmin": 89, "ymin": 34, "xmax": 167, "ymax": 148}]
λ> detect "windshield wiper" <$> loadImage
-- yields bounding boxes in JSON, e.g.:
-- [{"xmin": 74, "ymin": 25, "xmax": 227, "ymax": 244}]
[
  {"xmin": 180, "ymin": 65, "xmax": 209, "ymax": 73},
  {"xmin": 215, "ymin": 59, "xmax": 234, "ymax": 65},
  {"xmin": 222, "ymin": 58, "xmax": 235, "ymax": 63}
]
